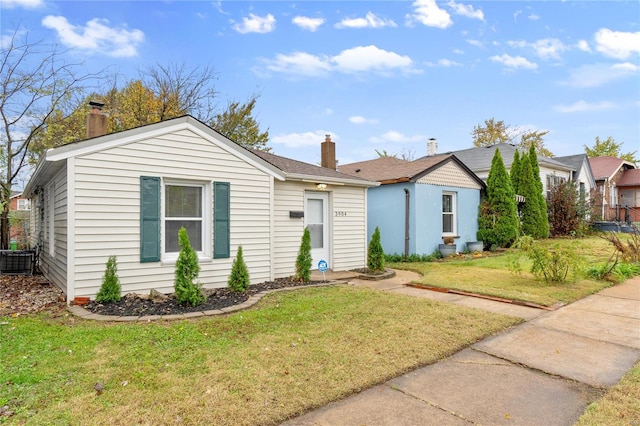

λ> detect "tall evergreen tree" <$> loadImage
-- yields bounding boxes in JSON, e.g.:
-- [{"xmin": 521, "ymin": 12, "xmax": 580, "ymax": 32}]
[
  {"xmin": 518, "ymin": 153, "xmax": 540, "ymax": 237},
  {"xmin": 529, "ymin": 145, "xmax": 549, "ymax": 238},
  {"xmin": 510, "ymin": 150, "xmax": 522, "ymax": 195},
  {"xmin": 477, "ymin": 149, "xmax": 519, "ymax": 248}
]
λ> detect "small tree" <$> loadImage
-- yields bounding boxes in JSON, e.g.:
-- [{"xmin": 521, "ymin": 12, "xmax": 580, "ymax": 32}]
[
  {"xmin": 367, "ymin": 227, "xmax": 385, "ymax": 273},
  {"xmin": 95, "ymin": 255, "xmax": 121, "ymax": 303},
  {"xmin": 295, "ymin": 227, "xmax": 312, "ymax": 282},
  {"xmin": 548, "ymin": 181, "xmax": 584, "ymax": 236},
  {"xmin": 510, "ymin": 150, "xmax": 522, "ymax": 196},
  {"xmin": 529, "ymin": 145, "xmax": 549, "ymax": 238},
  {"xmin": 228, "ymin": 246, "xmax": 250, "ymax": 292},
  {"xmin": 174, "ymin": 227, "xmax": 205, "ymax": 306},
  {"xmin": 519, "ymin": 153, "xmax": 545, "ymax": 238}
]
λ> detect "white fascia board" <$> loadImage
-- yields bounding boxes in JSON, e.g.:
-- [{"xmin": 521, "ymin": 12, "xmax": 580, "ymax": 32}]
[
  {"xmin": 286, "ymin": 173, "xmax": 379, "ymax": 187},
  {"xmin": 44, "ymin": 116, "xmax": 286, "ymax": 181}
]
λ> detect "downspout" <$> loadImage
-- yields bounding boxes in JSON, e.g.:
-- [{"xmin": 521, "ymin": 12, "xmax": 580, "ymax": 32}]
[{"xmin": 404, "ymin": 188, "xmax": 410, "ymax": 257}]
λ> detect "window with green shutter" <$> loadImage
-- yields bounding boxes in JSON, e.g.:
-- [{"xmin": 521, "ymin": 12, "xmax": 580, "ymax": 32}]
[
  {"xmin": 213, "ymin": 182, "xmax": 230, "ymax": 259},
  {"xmin": 140, "ymin": 176, "xmax": 161, "ymax": 262}
]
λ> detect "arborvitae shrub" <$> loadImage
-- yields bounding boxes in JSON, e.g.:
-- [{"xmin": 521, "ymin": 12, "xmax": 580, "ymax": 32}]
[
  {"xmin": 477, "ymin": 149, "xmax": 519, "ymax": 248},
  {"xmin": 367, "ymin": 226, "xmax": 385, "ymax": 273},
  {"xmin": 228, "ymin": 246, "xmax": 250, "ymax": 292},
  {"xmin": 529, "ymin": 145, "xmax": 549, "ymax": 238},
  {"xmin": 95, "ymin": 255, "xmax": 121, "ymax": 303},
  {"xmin": 174, "ymin": 227, "xmax": 205, "ymax": 306},
  {"xmin": 295, "ymin": 227, "xmax": 312, "ymax": 282}
]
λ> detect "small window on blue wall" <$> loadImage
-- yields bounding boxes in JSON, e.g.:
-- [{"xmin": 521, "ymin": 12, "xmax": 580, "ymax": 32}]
[{"xmin": 442, "ymin": 192, "xmax": 456, "ymax": 235}]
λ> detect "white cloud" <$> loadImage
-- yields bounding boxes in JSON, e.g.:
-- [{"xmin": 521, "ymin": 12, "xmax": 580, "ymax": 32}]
[
  {"xmin": 406, "ymin": 0, "xmax": 452, "ymax": 29},
  {"xmin": 576, "ymin": 40, "xmax": 591, "ymax": 53},
  {"xmin": 528, "ymin": 13, "xmax": 540, "ymax": 21},
  {"xmin": 333, "ymin": 45, "xmax": 414, "ymax": 74},
  {"xmin": 594, "ymin": 28, "xmax": 640, "ymax": 60},
  {"xmin": 447, "ymin": 1, "xmax": 484, "ymax": 21},
  {"xmin": 263, "ymin": 51, "xmax": 333, "ymax": 77},
  {"xmin": 232, "ymin": 13, "xmax": 276, "ymax": 34},
  {"xmin": 41, "ymin": 16, "xmax": 144, "ymax": 57},
  {"xmin": 563, "ymin": 62, "xmax": 638, "ymax": 88},
  {"xmin": 260, "ymin": 45, "xmax": 419, "ymax": 77},
  {"xmin": 324, "ymin": 108, "xmax": 334, "ymax": 115},
  {"xmin": 466, "ymin": 39, "xmax": 483, "ymax": 48},
  {"xmin": 1, "ymin": 0, "xmax": 42, "ymax": 8},
  {"xmin": 453, "ymin": 49, "xmax": 464, "ymax": 55},
  {"xmin": 349, "ymin": 116, "xmax": 378, "ymax": 124},
  {"xmin": 369, "ymin": 131, "xmax": 425, "ymax": 144},
  {"xmin": 292, "ymin": 16, "xmax": 325, "ymax": 32},
  {"xmin": 426, "ymin": 58, "xmax": 462, "ymax": 67},
  {"xmin": 508, "ymin": 38, "xmax": 568, "ymax": 61},
  {"xmin": 553, "ymin": 100, "xmax": 616, "ymax": 113},
  {"xmin": 272, "ymin": 130, "xmax": 335, "ymax": 148},
  {"xmin": 490, "ymin": 54, "xmax": 537, "ymax": 70},
  {"xmin": 335, "ymin": 12, "xmax": 396, "ymax": 29},
  {"xmin": 513, "ymin": 10, "xmax": 522, "ymax": 22}
]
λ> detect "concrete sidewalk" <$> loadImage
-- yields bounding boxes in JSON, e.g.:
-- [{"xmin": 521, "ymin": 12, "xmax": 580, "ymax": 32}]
[{"xmin": 286, "ymin": 273, "xmax": 640, "ymax": 425}]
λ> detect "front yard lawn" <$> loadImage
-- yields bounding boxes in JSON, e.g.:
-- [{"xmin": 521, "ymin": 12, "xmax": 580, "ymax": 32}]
[
  {"xmin": 390, "ymin": 236, "xmax": 619, "ymax": 307},
  {"xmin": 0, "ymin": 285, "xmax": 520, "ymax": 425}
]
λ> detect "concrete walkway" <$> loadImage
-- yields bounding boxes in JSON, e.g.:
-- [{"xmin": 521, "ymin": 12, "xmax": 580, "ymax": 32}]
[{"xmin": 286, "ymin": 271, "xmax": 640, "ymax": 425}]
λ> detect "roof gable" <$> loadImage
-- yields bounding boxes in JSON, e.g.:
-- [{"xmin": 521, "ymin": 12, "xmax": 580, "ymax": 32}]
[
  {"xmin": 617, "ymin": 169, "xmax": 640, "ymax": 187},
  {"xmin": 588, "ymin": 156, "xmax": 636, "ymax": 180},
  {"xmin": 339, "ymin": 154, "xmax": 484, "ymax": 188}
]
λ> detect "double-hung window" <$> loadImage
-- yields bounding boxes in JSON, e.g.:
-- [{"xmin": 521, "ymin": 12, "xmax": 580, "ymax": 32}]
[
  {"xmin": 17, "ymin": 199, "xmax": 30, "ymax": 210},
  {"xmin": 442, "ymin": 192, "xmax": 456, "ymax": 236},
  {"xmin": 164, "ymin": 183, "xmax": 205, "ymax": 255}
]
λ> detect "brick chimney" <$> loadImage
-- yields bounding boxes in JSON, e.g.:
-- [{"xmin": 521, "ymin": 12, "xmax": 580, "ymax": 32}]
[
  {"xmin": 321, "ymin": 134, "xmax": 336, "ymax": 170},
  {"xmin": 86, "ymin": 101, "xmax": 107, "ymax": 139},
  {"xmin": 427, "ymin": 138, "xmax": 437, "ymax": 156}
]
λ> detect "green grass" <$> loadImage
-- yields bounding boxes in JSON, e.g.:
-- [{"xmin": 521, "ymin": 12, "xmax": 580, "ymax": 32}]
[
  {"xmin": 575, "ymin": 360, "xmax": 640, "ymax": 426},
  {"xmin": 0, "ymin": 286, "xmax": 520, "ymax": 425},
  {"xmin": 389, "ymin": 236, "xmax": 624, "ymax": 306}
]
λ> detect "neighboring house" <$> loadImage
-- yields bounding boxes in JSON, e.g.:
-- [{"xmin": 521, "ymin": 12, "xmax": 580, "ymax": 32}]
[
  {"xmin": 553, "ymin": 154, "xmax": 596, "ymax": 199},
  {"xmin": 447, "ymin": 144, "xmax": 575, "ymax": 196},
  {"xmin": 23, "ymin": 115, "xmax": 376, "ymax": 302},
  {"xmin": 589, "ymin": 156, "xmax": 639, "ymax": 222},
  {"xmin": 339, "ymin": 154, "xmax": 485, "ymax": 255},
  {"xmin": 9, "ymin": 191, "xmax": 30, "ymax": 247}
]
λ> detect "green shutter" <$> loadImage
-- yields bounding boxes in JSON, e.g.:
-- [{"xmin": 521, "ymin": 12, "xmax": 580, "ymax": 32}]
[
  {"xmin": 140, "ymin": 176, "xmax": 161, "ymax": 262},
  {"xmin": 213, "ymin": 181, "xmax": 230, "ymax": 259}
]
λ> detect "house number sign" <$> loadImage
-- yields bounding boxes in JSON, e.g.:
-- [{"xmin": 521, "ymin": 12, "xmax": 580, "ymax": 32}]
[{"xmin": 334, "ymin": 211, "xmax": 347, "ymax": 217}]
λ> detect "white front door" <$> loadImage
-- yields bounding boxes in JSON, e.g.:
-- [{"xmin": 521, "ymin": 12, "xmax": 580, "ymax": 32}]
[{"xmin": 305, "ymin": 192, "xmax": 329, "ymax": 270}]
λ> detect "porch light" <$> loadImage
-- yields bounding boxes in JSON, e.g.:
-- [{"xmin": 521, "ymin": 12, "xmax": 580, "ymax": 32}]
[{"xmin": 316, "ymin": 183, "xmax": 328, "ymax": 190}]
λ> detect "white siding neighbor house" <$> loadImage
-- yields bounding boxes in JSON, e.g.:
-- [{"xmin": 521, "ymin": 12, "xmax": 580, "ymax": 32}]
[{"xmin": 24, "ymin": 114, "xmax": 376, "ymax": 303}]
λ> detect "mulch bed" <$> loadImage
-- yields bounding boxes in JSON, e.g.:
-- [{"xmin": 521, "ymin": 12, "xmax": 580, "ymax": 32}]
[
  {"xmin": 84, "ymin": 278, "xmax": 327, "ymax": 317},
  {"xmin": 0, "ymin": 274, "xmax": 328, "ymax": 317}
]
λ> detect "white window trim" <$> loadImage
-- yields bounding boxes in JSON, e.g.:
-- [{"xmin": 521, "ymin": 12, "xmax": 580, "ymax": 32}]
[
  {"xmin": 442, "ymin": 191, "xmax": 457, "ymax": 236},
  {"xmin": 161, "ymin": 179, "xmax": 211, "ymax": 263},
  {"xmin": 17, "ymin": 199, "xmax": 30, "ymax": 210}
]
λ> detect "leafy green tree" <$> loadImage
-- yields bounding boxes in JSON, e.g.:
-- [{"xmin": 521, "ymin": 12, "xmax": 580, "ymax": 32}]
[
  {"xmin": 477, "ymin": 149, "xmax": 519, "ymax": 248},
  {"xmin": 228, "ymin": 246, "xmax": 250, "ymax": 292},
  {"xmin": 529, "ymin": 145, "xmax": 549, "ymax": 238},
  {"xmin": 367, "ymin": 227, "xmax": 385, "ymax": 273},
  {"xmin": 95, "ymin": 255, "xmax": 121, "ymax": 303},
  {"xmin": 295, "ymin": 227, "xmax": 312, "ymax": 282},
  {"xmin": 547, "ymin": 181, "xmax": 590, "ymax": 237},
  {"xmin": 584, "ymin": 136, "xmax": 636, "ymax": 163},
  {"xmin": 471, "ymin": 118, "xmax": 553, "ymax": 156},
  {"xmin": 174, "ymin": 227, "xmax": 205, "ymax": 306},
  {"xmin": 210, "ymin": 96, "xmax": 271, "ymax": 152}
]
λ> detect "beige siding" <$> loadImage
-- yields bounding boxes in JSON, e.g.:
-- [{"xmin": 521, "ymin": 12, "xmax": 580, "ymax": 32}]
[
  {"xmin": 417, "ymin": 162, "xmax": 481, "ymax": 189},
  {"xmin": 71, "ymin": 128, "xmax": 272, "ymax": 298},
  {"xmin": 331, "ymin": 186, "xmax": 367, "ymax": 271},
  {"xmin": 540, "ymin": 166, "xmax": 572, "ymax": 194},
  {"xmin": 38, "ymin": 167, "xmax": 68, "ymax": 293},
  {"xmin": 272, "ymin": 181, "xmax": 367, "ymax": 277}
]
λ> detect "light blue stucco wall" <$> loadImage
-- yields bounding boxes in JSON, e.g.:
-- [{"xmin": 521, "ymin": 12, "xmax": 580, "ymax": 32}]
[{"xmin": 367, "ymin": 183, "xmax": 481, "ymax": 256}]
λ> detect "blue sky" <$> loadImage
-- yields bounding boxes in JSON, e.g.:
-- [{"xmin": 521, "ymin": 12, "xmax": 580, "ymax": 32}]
[{"xmin": 2, "ymin": 0, "xmax": 639, "ymax": 166}]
